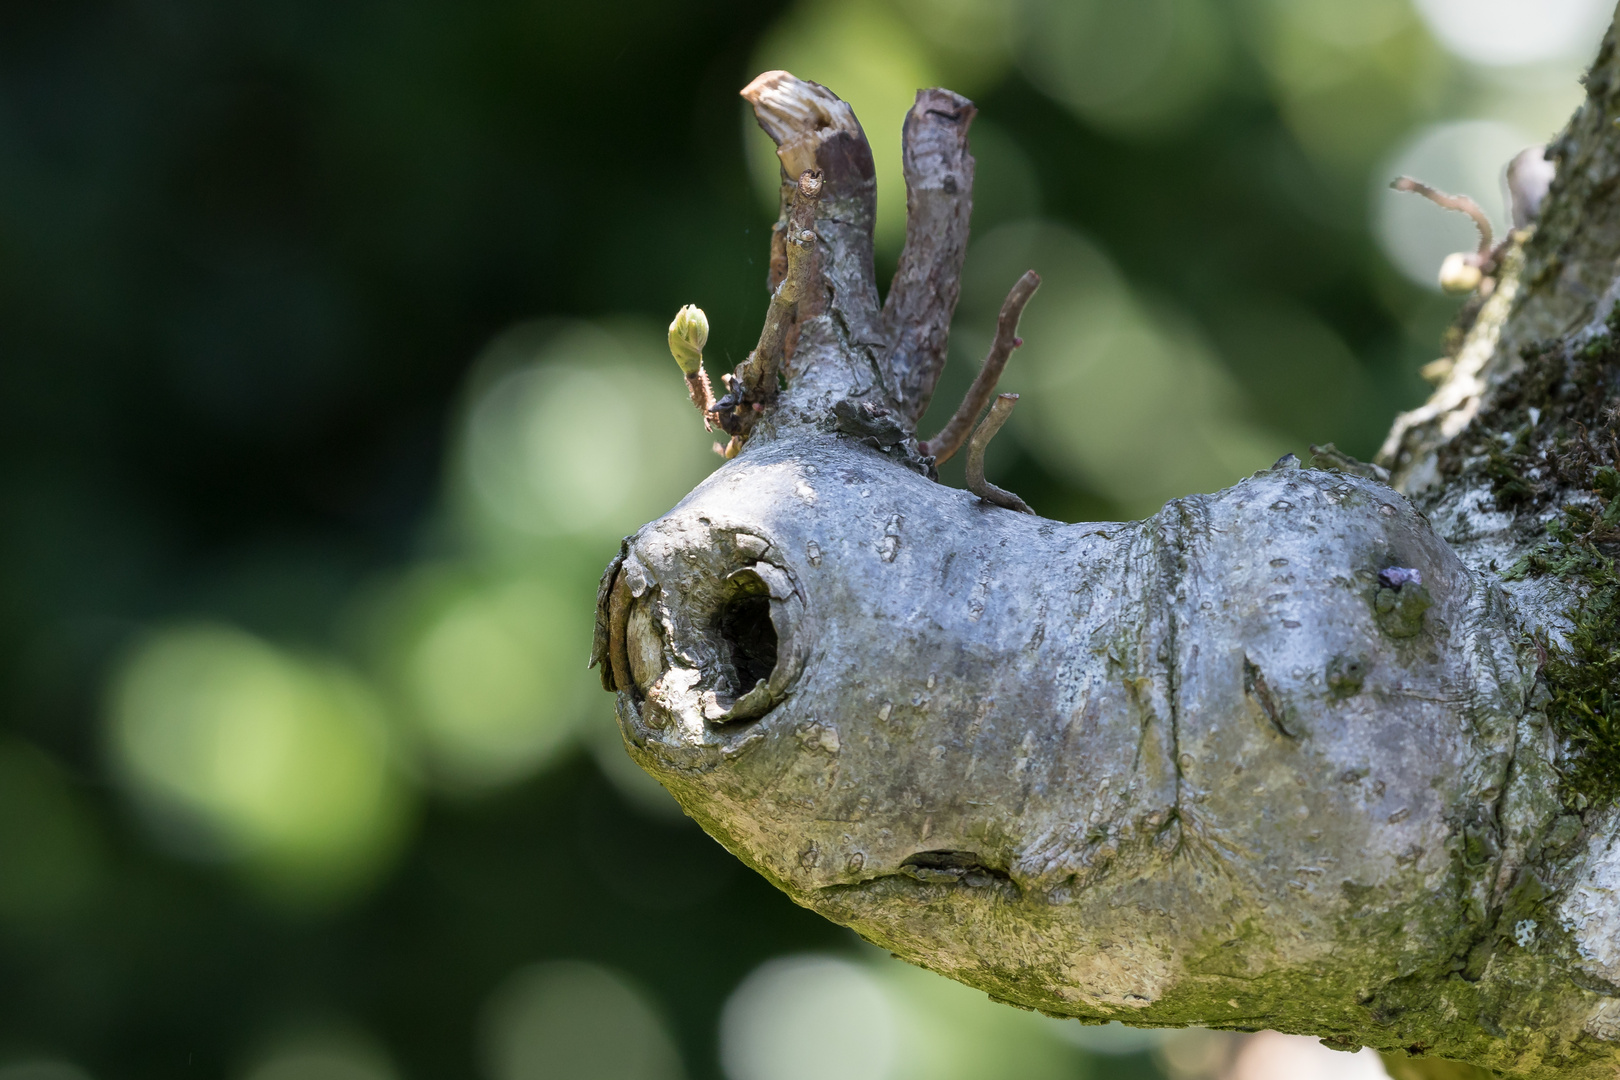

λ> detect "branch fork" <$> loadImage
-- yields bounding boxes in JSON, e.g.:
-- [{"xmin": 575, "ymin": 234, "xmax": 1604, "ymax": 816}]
[
  {"xmin": 965, "ymin": 394, "xmax": 1033, "ymax": 514},
  {"xmin": 665, "ymin": 72, "xmax": 1041, "ymax": 491}
]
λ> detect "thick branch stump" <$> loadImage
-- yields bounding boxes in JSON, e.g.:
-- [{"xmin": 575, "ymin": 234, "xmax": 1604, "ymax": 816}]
[{"xmin": 592, "ymin": 52, "xmax": 1620, "ymax": 1078}]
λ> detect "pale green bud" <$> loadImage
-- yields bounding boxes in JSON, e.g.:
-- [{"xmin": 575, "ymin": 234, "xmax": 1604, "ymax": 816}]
[
  {"xmin": 668, "ymin": 304, "xmax": 709, "ymax": 375},
  {"xmin": 1438, "ymin": 252, "xmax": 1483, "ymax": 294}
]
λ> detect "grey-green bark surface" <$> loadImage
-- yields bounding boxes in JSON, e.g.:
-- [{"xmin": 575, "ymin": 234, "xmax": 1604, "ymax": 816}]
[{"xmin": 592, "ymin": 27, "xmax": 1620, "ymax": 1077}]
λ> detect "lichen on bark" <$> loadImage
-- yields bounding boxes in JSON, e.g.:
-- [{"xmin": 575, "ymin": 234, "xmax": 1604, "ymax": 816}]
[{"xmin": 588, "ymin": 36, "xmax": 1620, "ymax": 1078}]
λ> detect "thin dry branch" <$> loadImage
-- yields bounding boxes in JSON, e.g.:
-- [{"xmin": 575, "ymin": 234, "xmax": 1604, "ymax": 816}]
[
  {"xmin": 919, "ymin": 270, "xmax": 1040, "ymax": 464},
  {"xmin": 883, "ymin": 88, "xmax": 977, "ymax": 427},
  {"xmin": 964, "ymin": 393, "xmax": 1033, "ymax": 513},
  {"xmin": 1391, "ymin": 176, "xmax": 1494, "ymax": 257}
]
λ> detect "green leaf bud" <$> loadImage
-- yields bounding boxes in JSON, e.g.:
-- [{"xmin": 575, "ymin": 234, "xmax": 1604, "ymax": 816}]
[{"xmin": 668, "ymin": 304, "xmax": 709, "ymax": 376}]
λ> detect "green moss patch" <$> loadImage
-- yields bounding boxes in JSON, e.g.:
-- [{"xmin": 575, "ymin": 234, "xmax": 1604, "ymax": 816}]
[{"xmin": 1485, "ymin": 320, "xmax": 1620, "ymax": 808}]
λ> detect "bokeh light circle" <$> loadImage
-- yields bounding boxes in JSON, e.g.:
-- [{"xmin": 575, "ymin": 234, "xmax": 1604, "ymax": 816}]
[
  {"xmin": 370, "ymin": 566, "xmax": 595, "ymax": 793},
  {"xmin": 480, "ymin": 961, "xmax": 685, "ymax": 1080},
  {"xmin": 456, "ymin": 322, "xmax": 717, "ymax": 551},
  {"xmin": 1013, "ymin": 0, "xmax": 1229, "ymax": 134},
  {"xmin": 720, "ymin": 955, "xmax": 898, "ymax": 1080},
  {"xmin": 1225, "ymin": 1031, "xmax": 1388, "ymax": 1080},
  {"xmin": 1412, "ymin": 0, "xmax": 1610, "ymax": 66},
  {"xmin": 107, "ymin": 624, "xmax": 409, "ymax": 902}
]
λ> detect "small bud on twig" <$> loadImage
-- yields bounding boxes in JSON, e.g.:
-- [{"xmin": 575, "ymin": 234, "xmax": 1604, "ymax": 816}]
[
  {"xmin": 668, "ymin": 304, "xmax": 715, "ymax": 427},
  {"xmin": 668, "ymin": 304, "xmax": 709, "ymax": 376},
  {"xmin": 1390, "ymin": 176, "xmax": 1501, "ymax": 294},
  {"xmin": 1438, "ymin": 252, "xmax": 1484, "ymax": 295}
]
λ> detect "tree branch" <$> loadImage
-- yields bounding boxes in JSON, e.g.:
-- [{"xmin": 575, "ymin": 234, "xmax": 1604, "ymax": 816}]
[
  {"xmin": 882, "ymin": 89, "xmax": 977, "ymax": 428},
  {"xmin": 919, "ymin": 270, "xmax": 1039, "ymax": 463},
  {"xmin": 597, "ymin": 42, "xmax": 1620, "ymax": 1077}
]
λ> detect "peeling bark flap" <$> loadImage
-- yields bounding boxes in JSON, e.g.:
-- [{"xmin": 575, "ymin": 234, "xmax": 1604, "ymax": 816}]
[{"xmin": 591, "ymin": 542, "xmax": 628, "ymax": 691}]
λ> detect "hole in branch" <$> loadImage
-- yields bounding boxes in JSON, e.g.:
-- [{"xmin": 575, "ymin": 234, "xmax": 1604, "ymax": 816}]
[
  {"xmin": 716, "ymin": 589, "xmax": 777, "ymax": 696},
  {"xmin": 899, "ymin": 850, "xmax": 1010, "ymax": 887}
]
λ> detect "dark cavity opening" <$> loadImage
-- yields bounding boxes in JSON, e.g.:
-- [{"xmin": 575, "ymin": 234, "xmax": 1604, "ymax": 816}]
[
  {"xmin": 899, "ymin": 850, "xmax": 1011, "ymax": 887},
  {"xmin": 717, "ymin": 591, "xmax": 777, "ymax": 694},
  {"xmin": 902, "ymin": 850, "xmax": 1003, "ymax": 874}
]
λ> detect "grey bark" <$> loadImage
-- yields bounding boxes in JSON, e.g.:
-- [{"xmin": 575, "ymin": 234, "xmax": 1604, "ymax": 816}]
[
  {"xmin": 591, "ymin": 42, "xmax": 1620, "ymax": 1079},
  {"xmin": 881, "ymin": 87, "xmax": 976, "ymax": 428}
]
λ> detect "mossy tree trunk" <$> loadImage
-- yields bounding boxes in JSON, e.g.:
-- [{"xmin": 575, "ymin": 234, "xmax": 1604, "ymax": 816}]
[{"xmin": 591, "ymin": 24, "xmax": 1620, "ymax": 1078}]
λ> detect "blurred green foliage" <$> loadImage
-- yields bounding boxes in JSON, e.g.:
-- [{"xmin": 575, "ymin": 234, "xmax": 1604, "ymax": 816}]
[{"xmin": 0, "ymin": 0, "xmax": 1602, "ymax": 1076}]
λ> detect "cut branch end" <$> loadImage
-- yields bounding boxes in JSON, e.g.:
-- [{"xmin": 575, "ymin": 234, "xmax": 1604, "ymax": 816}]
[{"xmin": 741, "ymin": 71, "xmax": 862, "ymax": 180}]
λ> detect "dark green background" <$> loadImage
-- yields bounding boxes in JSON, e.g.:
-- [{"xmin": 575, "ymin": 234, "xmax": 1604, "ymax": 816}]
[{"xmin": 0, "ymin": 0, "xmax": 1487, "ymax": 1076}]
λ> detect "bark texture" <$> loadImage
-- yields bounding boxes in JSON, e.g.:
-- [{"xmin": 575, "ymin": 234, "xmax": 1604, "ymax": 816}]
[
  {"xmin": 881, "ymin": 87, "xmax": 976, "ymax": 428},
  {"xmin": 592, "ymin": 44, "xmax": 1620, "ymax": 1078}
]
